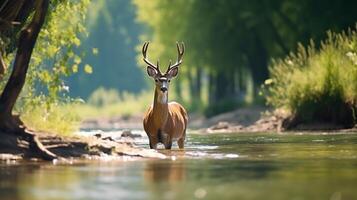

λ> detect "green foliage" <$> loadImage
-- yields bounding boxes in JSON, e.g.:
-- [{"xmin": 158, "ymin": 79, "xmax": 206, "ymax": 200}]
[
  {"xmin": 264, "ymin": 27, "xmax": 357, "ymax": 125},
  {"xmin": 75, "ymin": 88, "xmax": 152, "ymax": 119},
  {"xmin": 133, "ymin": 0, "xmax": 357, "ymax": 116},
  {"xmin": 204, "ymin": 99, "xmax": 242, "ymax": 118},
  {"xmin": 1, "ymin": 0, "xmax": 91, "ymax": 134},
  {"xmin": 19, "ymin": 96, "xmax": 81, "ymax": 135},
  {"xmin": 66, "ymin": 0, "xmax": 146, "ymax": 98},
  {"xmin": 88, "ymin": 87, "xmax": 120, "ymax": 107},
  {"xmin": 28, "ymin": 0, "xmax": 91, "ymax": 102}
]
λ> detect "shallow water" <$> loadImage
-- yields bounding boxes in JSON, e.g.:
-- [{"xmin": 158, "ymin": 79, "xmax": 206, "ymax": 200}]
[{"xmin": 1, "ymin": 131, "xmax": 357, "ymax": 200}]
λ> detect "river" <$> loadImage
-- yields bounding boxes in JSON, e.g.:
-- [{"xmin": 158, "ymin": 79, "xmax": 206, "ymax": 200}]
[{"xmin": 1, "ymin": 131, "xmax": 357, "ymax": 200}]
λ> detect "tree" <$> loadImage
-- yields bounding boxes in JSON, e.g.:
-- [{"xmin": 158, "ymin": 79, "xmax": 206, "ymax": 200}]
[
  {"xmin": 134, "ymin": 0, "xmax": 357, "ymax": 115},
  {"xmin": 0, "ymin": 0, "xmax": 90, "ymax": 160},
  {"xmin": 67, "ymin": 0, "xmax": 146, "ymax": 99},
  {"xmin": 0, "ymin": 0, "xmax": 57, "ymax": 159}
]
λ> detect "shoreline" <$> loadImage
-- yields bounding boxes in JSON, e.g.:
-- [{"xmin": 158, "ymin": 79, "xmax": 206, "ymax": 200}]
[
  {"xmin": 80, "ymin": 106, "xmax": 357, "ymax": 134},
  {"xmin": 1, "ymin": 106, "xmax": 356, "ymax": 162}
]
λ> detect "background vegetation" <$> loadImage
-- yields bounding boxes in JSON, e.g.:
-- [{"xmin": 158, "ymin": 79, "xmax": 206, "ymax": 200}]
[
  {"xmin": 2, "ymin": 0, "xmax": 357, "ymax": 133},
  {"xmin": 132, "ymin": 0, "xmax": 357, "ymax": 116},
  {"xmin": 1, "ymin": 0, "xmax": 91, "ymax": 134},
  {"xmin": 265, "ymin": 29, "xmax": 357, "ymax": 127},
  {"xmin": 65, "ymin": 0, "xmax": 357, "ymax": 118}
]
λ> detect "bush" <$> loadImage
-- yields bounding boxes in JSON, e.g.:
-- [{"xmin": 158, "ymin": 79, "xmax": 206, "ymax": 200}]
[{"xmin": 264, "ymin": 27, "xmax": 357, "ymax": 127}]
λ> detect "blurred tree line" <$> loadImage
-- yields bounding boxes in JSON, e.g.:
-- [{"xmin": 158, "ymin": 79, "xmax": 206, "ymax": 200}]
[
  {"xmin": 66, "ymin": 0, "xmax": 357, "ymax": 116},
  {"xmin": 67, "ymin": 0, "xmax": 145, "ymax": 99},
  {"xmin": 134, "ymin": 0, "xmax": 357, "ymax": 115}
]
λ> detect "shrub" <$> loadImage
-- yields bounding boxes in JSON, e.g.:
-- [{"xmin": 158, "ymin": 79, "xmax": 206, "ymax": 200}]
[{"xmin": 264, "ymin": 27, "xmax": 357, "ymax": 127}]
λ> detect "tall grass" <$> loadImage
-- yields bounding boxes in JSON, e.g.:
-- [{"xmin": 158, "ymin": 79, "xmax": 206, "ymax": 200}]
[
  {"xmin": 17, "ymin": 97, "xmax": 81, "ymax": 136},
  {"xmin": 16, "ymin": 88, "xmax": 154, "ymax": 135},
  {"xmin": 264, "ymin": 27, "xmax": 357, "ymax": 126},
  {"xmin": 72, "ymin": 88, "xmax": 153, "ymax": 120}
]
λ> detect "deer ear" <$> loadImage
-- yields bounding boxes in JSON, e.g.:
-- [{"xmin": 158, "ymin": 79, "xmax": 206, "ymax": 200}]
[
  {"xmin": 167, "ymin": 67, "xmax": 178, "ymax": 78},
  {"xmin": 147, "ymin": 67, "xmax": 158, "ymax": 77}
]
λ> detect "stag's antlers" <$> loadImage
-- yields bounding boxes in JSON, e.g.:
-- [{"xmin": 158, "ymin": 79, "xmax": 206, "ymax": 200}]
[
  {"xmin": 166, "ymin": 42, "xmax": 185, "ymax": 73},
  {"xmin": 142, "ymin": 42, "xmax": 161, "ymax": 74},
  {"xmin": 142, "ymin": 41, "xmax": 185, "ymax": 75}
]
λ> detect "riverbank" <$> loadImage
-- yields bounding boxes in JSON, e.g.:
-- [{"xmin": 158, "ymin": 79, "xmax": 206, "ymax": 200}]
[
  {"xmin": 80, "ymin": 106, "xmax": 357, "ymax": 133},
  {"xmin": 0, "ymin": 129, "xmax": 165, "ymax": 162},
  {"xmin": 2, "ymin": 106, "xmax": 355, "ymax": 162}
]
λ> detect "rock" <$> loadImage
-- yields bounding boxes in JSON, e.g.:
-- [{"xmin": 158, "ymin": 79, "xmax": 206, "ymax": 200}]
[
  {"xmin": 121, "ymin": 130, "xmax": 141, "ymax": 138},
  {"xmin": 205, "ymin": 121, "xmax": 244, "ymax": 133},
  {"xmin": 210, "ymin": 121, "xmax": 230, "ymax": 130},
  {"xmin": 102, "ymin": 136, "xmax": 115, "ymax": 141},
  {"xmin": 0, "ymin": 153, "xmax": 22, "ymax": 161}
]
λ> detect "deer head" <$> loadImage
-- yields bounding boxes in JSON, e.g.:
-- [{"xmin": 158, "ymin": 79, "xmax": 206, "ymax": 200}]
[{"xmin": 142, "ymin": 41, "xmax": 185, "ymax": 93}]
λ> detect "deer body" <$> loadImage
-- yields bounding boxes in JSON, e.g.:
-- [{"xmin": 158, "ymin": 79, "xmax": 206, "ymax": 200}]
[
  {"xmin": 142, "ymin": 42, "xmax": 188, "ymax": 149},
  {"xmin": 144, "ymin": 90, "xmax": 188, "ymax": 149}
]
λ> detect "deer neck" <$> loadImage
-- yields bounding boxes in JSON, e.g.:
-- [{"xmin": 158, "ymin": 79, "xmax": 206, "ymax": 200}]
[{"xmin": 152, "ymin": 88, "xmax": 169, "ymax": 128}]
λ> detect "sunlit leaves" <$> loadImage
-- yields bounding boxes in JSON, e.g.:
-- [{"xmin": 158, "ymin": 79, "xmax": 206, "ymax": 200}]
[
  {"xmin": 74, "ymin": 55, "xmax": 82, "ymax": 64},
  {"xmin": 265, "ymin": 28, "xmax": 357, "ymax": 117},
  {"xmin": 84, "ymin": 64, "xmax": 93, "ymax": 74},
  {"xmin": 27, "ymin": 0, "xmax": 91, "ymax": 103},
  {"xmin": 72, "ymin": 64, "xmax": 79, "ymax": 73},
  {"xmin": 0, "ymin": 0, "xmax": 93, "ymax": 125},
  {"xmin": 92, "ymin": 48, "xmax": 98, "ymax": 55}
]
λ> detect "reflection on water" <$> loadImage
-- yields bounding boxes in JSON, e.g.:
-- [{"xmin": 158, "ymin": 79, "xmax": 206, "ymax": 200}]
[
  {"xmin": 144, "ymin": 161, "xmax": 185, "ymax": 183},
  {"xmin": 1, "ymin": 132, "xmax": 357, "ymax": 200}
]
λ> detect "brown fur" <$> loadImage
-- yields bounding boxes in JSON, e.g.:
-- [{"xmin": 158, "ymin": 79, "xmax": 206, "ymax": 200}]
[{"xmin": 143, "ymin": 87, "xmax": 188, "ymax": 149}]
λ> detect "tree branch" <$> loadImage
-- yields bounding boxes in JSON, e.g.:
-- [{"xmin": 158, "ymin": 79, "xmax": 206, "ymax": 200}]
[{"xmin": 0, "ymin": 53, "xmax": 5, "ymax": 79}]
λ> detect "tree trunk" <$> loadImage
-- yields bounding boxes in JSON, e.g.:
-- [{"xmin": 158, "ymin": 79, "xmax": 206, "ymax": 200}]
[
  {"xmin": 0, "ymin": 0, "xmax": 48, "ymax": 122},
  {"xmin": 248, "ymin": 35, "xmax": 268, "ymax": 95},
  {"xmin": 188, "ymin": 68, "xmax": 202, "ymax": 105},
  {"xmin": 208, "ymin": 72, "xmax": 216, "ymax": 105},
  {"xmin": 0, "ymin": 0, "xmax": 56, "ymax": 160},
  {"xmin": 195, "ymin": 68, "xmax": 202, "ymax": 102}
]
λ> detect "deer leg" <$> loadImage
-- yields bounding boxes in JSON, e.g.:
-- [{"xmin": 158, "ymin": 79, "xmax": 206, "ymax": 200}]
[
  {"xmin": 178, "ymin": 130, "xmax": 186, "ymax": 149},
  {"xmin": 178, "ymin": 138, "xmax": 185, "ymax": 149},
  {"xmin": 161, "ymin": 132, "xmax": 172, "ymax": 149},
  {"xmin": 149, "ymin": 137, "xmax": 158, "ymax": 149},
  {"xmin": 164, "ymin": 140, "xmax": 172, "ymax": 149}
]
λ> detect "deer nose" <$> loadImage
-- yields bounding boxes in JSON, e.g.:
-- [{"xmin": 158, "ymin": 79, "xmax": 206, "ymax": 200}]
[{"xmin": 160, "ymin": 87, "xmax": 167, "ymax": 92}]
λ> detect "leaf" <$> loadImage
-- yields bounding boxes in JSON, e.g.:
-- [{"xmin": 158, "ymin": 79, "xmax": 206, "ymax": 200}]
[
  {"xmin": 264, "ymin": 79, "xmax": 274, "ymax": 85},
  {"xmin": 72, "ymin": 64, "xmax": 78, "ymax": 73},
  {"xmin": 73, "ymin": 37, "xmax": 81, "ymax": 46},
  {"xmin": 84, "ymin": 64, "xmax": 93, "ymax": 74},
  {"xmin": 92, "ymin": 48, "xmax": 99, "ymax": 55},
  {"xmin": 74, "ymin": 56, "xmax": 82, "ymax": 64}
]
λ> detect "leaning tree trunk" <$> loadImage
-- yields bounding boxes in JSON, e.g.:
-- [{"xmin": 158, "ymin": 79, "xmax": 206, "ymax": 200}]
[
  {"xmin": 0, "ymin": 0, "xmax": 47, "ymax": 130},
  {"xmin": 0, "ymin": 0, "xmax": 56, "ymax": 160}
]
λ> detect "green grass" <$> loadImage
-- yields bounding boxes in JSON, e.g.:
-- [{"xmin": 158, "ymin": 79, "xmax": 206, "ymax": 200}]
[
  {"xmin": 72, "ymin": 89, "xmax": 153, "ymax": 120},
  {"xmin": 20, "ymin": 103, "xmax": 81, "ymax": 136},
  {"xmin": 16, "ymin": 88, "xmax": 164, "ymax": 135},
  {"xmin": 264, "ymin": 27, "xmax": 357, "ymax": 126}
]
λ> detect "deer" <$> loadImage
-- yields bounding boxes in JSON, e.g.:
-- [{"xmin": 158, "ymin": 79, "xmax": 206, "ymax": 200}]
[{"xmin": 142, "ymin": 41, "xmax": 188, "ymax": 149}]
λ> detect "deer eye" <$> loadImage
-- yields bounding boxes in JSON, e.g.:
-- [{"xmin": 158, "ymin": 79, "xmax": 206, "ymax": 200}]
[
  {"xmin": 155, "ymin": 79, "xmax": 158, "ymax": 82},
  {"xmin": 168, "ymin": 80, "xmax": 171, "ymax": 82}
]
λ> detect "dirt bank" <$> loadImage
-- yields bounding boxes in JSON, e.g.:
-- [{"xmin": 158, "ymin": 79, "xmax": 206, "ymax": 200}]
[
  {"xmin": 0, "ymin": 129, "xmax": 165, "ymax": 162},
  {"xmin": 80, "ymin": 106, "xmax": 357, "ymax": 134}
]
